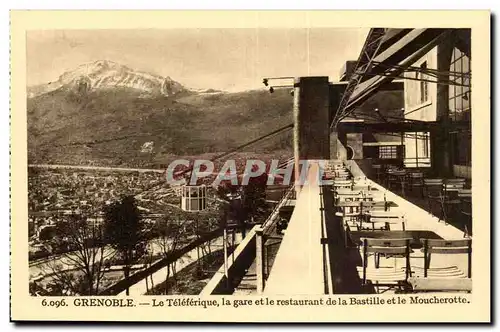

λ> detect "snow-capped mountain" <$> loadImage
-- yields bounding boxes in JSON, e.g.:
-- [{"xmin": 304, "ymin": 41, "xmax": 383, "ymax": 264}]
[{"xmin": 27, "ymin": 60, "xmax": 186, "ymax": 98}]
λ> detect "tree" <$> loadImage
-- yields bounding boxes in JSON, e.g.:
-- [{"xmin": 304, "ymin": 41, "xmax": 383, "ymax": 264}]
[
  {"xmin": 103, "ymin": 195, "xmax": 147, "ymax": 295},
  {"xmin": 43, "ymin": 213, "xmax": 110, "ymax": 296},
  {"xmin": 38, "ymin": 225, "xmax": 57, "ymax": 241},
  {"xmin": 152, "ymin": 218, "xmax": 189, "ymax": 294},
  {"xmin": 241, "ymin": 173, "xmax": 270, "ymax": 234},
  {"xmin": 190, "ymin": 207, "xmax": 228, "ymax": 279},
  {"xmin": 215, "ymin": 181, "xmax": 250, "ymax": 237}
]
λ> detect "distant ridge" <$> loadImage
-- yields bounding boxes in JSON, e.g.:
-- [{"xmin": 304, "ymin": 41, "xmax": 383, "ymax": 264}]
[{"xmin": 27, "ymin": 60, "xmax": 186, "ymax": 98}]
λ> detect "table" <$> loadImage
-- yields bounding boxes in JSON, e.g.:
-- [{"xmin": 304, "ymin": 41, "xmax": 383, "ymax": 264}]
[
  {"xmin": 348, "ymin": 230, "xmax": 443, "ymax": 249},
  {"xmin": 364, "ymin": 212, "xmax": 405, "ymax": 231}
]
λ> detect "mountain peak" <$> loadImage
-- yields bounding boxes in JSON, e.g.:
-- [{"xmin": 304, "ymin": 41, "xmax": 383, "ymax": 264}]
[
  {"xmin": 84, "ymin": 60, "xmax": 129, "ymax": 72},
  {"xmin": 28, "ymin": 60, "xmax": 185, "ymax": 98},
  {"xmin": 93, "ymin": 59, "xmax": 120, "ymax": 67}
]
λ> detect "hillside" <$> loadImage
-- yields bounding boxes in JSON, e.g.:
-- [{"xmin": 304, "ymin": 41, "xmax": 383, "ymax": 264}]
[{"xmin": 27, "ymin": 87, "xmax": 294, "ymax": 167}]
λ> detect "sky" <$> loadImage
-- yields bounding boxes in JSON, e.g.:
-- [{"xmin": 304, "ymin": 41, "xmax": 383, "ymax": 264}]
[{"xmin": 27, "ymin": 28, "xmax": 368, "ymax": 92}]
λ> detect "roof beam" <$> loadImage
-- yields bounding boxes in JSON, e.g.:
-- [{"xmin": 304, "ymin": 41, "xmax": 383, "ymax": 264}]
[
  {"xmin": 338, "ymin": 120, "xmax": 469, "ymax": 133},
  {"xmin": 338, "ymin": 29, "xmax": 452, "ymax": 122}
]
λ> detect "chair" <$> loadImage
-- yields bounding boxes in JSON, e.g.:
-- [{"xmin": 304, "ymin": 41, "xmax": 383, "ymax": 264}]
[
  {"xmin": 338, "ymin": 199, "xmax": 388, "ymax": 229},
  {"xmin": 346, "ymin": 201, "xmax": 387, "ymax": 230},
  {"xmin": 335, "ymin": 188, "xmax": 363, "ymax": 196},
  {"xmin": 361, "ymin": 200, "xmax": 388, "ymax": 213},
  {"xmin": 337, "ymin": 200, "xmax": 365, "ymax": 230},
  {"xmin": 383, "ymin": 165, "xmax": 399, "ymax": 186},
  {"xmin": 352, "ymin": 184, "xmax": 371, "ymax": 192},
  {"xmin": 321, "ymin": 171, "xmax": 334, "ymax": 181},
  {"xmin": 372, "ymin": 164, "xmax": 383, "ymax": 183},
  {"xmin": 423, "ymin": 179, "xmax": 446, "ymax": 221},
  {"xmin": 444, "ymin": 178, "xmax": 466, "ymax": 188},
  {"xmin": 367, "ymin": 211, "xmax": 406, "ymax": 231},
  {"xmin": 333, "ymin": 180, "xmax": 353, "ymax": 190},
  {"xmin": 329, "ymin": 161, "xmax": 344, "ymax": 169},
  {"xmin": 442, "ymin": 180, "xmax": 467, "ymax": 224},
  {"xmin": 379, "ymin": 165, "xmax": 393, "ymax": 186},
  {"xmin": 357, "ymin": 238, "xmax": 412, "ymax": 292},
  {"xmin": 384, "ymin": 168, "xmax": 395, "ymax": 187},
  {"xmin": 334, "ymin": 190, "xmax": 364, "ymax": 205},
  {"xmin": 352, "ymin": 178, "xmax": 371, "ymax": 192},
  {"xmin": 458, "ymin": 188, "xmax": 472, "ymax": 199},
  {"xmin": 336, "ymin": 176, "xmax": 350, "ymax": 181},
  {"xmin": 385, "ymin": 164, "xmax": 399, "ymax": 171},
  {"xmin": 458, "ymin": 189, "xmax": 472, "ymax": 236},
  {"xmin": 443, "ymin": 179, "xmax": 466, "ymax": 198},
  {"xmin": 336, "ymin": 169, "xmax": 350, "ymax": 177},
  {"xmin": 388, "ymin": 170, "xmax": 408, "ymax": 196},
  {"xmin": 408, "ymin": 171, "xmax": 424, "ymax": 196},
  {"xmin": 410, "ymin": 238, "xmax": 472, "ymax": 279}
]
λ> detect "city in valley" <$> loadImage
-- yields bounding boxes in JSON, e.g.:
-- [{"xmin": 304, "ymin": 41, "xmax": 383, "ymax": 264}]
[{"xmin": 28, "ymin": 161, "xmax": 284, "ymax": 296}]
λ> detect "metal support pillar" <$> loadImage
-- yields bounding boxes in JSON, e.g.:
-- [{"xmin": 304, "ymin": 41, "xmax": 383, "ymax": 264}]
[
  {"xmin": 329, "ymin": 83, "xmax": 345, "ymax": 161},
  {"xmin": 330, "ymin": 131, "xmax": 339, "ymax": 160},
  {"xmin": 400, "ymin": 131, "xmax": 404, "ymax": 166},
  {"xmin": 415, "ymin": 132, "xmax": 419, "ymax": 169},
  {"xmin": 434, "ymin": 32, "xmax": 455, "ymax": 177},
  {"xmin": 223, "ymin": 228, "xmax": 229, "ymax": 288},
  {"xmin": 255, "ymin": 227, "xmax": 265, "ymax": 294}
]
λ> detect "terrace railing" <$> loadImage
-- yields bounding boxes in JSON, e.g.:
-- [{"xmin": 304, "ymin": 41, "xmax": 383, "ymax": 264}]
[{"xmin": 261, "ymin": 185, "xmax": 295, "ymax": 235}]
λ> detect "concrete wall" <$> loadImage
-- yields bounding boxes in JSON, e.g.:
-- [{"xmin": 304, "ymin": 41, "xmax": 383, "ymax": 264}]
[
  {"xmin": 336, "ymin": 137, "xmax": 348, "ymax": 161},
  {"xmin": 330, "ymin": 132, "xmax": 348, "ymax": 161},
  {"xmin": 346, "ymin": 133, "xmax": 363, "ymax": 160},
  {"xmin": 404, "ymin": 46, "xmax": 438, "ymax": 122},
  {"xmin": 453, "ymin": 165, "xmax": 472, "ymax": 179}
]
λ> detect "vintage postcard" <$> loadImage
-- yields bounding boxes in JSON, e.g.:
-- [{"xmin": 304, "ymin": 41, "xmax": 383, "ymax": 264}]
[{"xmin": 10, "ymin": 10, "xmax": 491, "ymax": 322}]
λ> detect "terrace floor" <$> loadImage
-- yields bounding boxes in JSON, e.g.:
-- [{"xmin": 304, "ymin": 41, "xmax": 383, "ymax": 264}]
[
  {"xmin": 373, "ymin": 180, "xmax": 472, "ymax": 236},
  {"xmin": 221, "ymin": 160, "xmax": 472, "ymax": 295}
]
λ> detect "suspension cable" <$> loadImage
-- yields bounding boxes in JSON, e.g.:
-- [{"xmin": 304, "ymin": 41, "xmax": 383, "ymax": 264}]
[{"xmin": 135, "ymin": 123, "xmax": 294, "ymax": 196}]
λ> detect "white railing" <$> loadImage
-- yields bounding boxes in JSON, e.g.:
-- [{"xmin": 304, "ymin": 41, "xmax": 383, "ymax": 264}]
[{"xmin": 261, "ymin": 185, "xmax": 295, "ymax": 235}]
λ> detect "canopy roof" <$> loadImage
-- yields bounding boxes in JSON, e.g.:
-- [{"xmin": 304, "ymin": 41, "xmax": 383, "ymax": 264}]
[{"xmin": 336, "ymin": 28, "xmax": 451, "ymax": 123}]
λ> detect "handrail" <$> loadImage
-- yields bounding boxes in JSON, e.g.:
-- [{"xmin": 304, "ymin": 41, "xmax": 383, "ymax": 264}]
[
  {"xmin": 200, "ymin": 225, "xmax": 260, "ymax": 295},
  {"xmin": 261, "ymin": 185, "xmax": 295, "ymax": 235}
]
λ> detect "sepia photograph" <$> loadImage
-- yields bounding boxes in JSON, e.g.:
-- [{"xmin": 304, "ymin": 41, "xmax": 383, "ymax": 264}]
[{"xmin": 10, "ymin": 10, "xmax": 491, "ymax": 322}]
